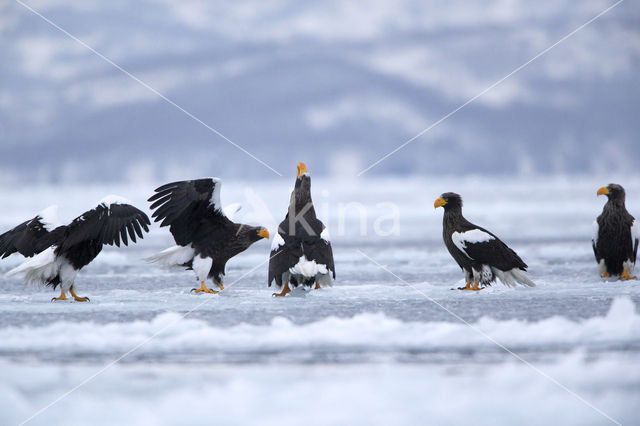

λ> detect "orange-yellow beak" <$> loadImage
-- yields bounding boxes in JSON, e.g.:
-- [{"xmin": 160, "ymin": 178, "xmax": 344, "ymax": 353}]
[
  {"xmin": 434, "ymin": 197, "xmax": 447, "ymax": 208},
  {"xmin": 297, "ymin": 162, "xmax": 308, "ymax": 177},
  {"xmin": 257, "ymin": 228, "xmax": 270, "ymax": 239},
  {"xmin": 597, "ymin": 186, "xmax": 609, "ymax": 196}
]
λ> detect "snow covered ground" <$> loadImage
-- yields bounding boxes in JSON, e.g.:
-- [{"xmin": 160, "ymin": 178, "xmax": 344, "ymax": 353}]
[{"xmin": 0, "ymin": 176, "xmax": 639, "ymax": 425}]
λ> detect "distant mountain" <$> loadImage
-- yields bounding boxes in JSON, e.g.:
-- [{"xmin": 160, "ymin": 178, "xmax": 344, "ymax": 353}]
[{"xmin": 1, "ymin": 0, "xmax": 638, "ymax": 183}]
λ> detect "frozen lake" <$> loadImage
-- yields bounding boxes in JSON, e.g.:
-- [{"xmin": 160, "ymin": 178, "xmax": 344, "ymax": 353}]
[{"xmin": 0, "ymin": 176, "xmax": 639, "ymax": 425}]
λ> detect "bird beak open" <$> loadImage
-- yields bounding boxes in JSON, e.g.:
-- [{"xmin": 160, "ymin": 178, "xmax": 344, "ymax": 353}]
[
  {"xmin": 434, "ymin": 197, "xmax": 447, "ymax": 208},
  {"xmin": 297, "ymin": 162, "xmax": 308, "ymax": 177},
  {"xmin": 597, "ymin": 187, "xmax": 609, "ymax": 196},
  {"xmin": 257, "ymin": 228, "xmax": 270, "ymax": 239}
]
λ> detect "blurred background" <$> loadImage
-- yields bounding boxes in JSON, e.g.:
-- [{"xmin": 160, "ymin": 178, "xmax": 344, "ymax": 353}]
[{"xmin": 0, "ymin": 0, "xmax": 638, "ymax": 184}]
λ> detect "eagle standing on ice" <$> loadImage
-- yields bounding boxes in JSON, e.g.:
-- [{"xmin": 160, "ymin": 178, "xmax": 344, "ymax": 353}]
[
  {"xmin": 434, "ymin": 192, "xmax": 535, "ymax": 290},
  {"xmin": 3, "ymin": 196, "xmax": 150, "ymax": 301},
  {"xmin": 268, "ymin": 162, "xmax": 335, "ymax": 297},
  {"xmin": 593, "ymin": 184, "xmax": 638, "ymax": 280},
  {"xmin": 146, "ymin": 178, "xmax": 270, "ymax": 294}
]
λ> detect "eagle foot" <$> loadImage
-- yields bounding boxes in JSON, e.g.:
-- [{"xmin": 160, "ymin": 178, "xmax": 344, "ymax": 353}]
[
  {"xmin": 620, "ymin": 270, "xmax": 636, "ymax": 281},
  {"xmin": 51, "ymin": 289, "xmax": 68, "ymax": 302},
  {"xmin": 601, "ymin": 272, "xmax": 610, "ymax": 278},
  {"xmin": 69, "ymin": 288, "xmax": 90, "ymax": 302},
  {"xmin": 272, "ymin": 284, "xmax": 291, "ymax": 297},
  {"xmin": 458, "ymin": 282, "xmax": 482, "ymax": 291},
  {"xmin": 191, "ymin": 282, "xmax": 219, "ymax": 294}
]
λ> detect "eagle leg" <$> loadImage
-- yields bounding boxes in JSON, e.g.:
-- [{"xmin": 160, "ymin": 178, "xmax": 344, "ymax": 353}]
[
  {"xmin": 620, "ymin": 270, "xmax": 636, "ymax": 280},
  {"xmin": 191, "ymin": 282, "xmax": 219, "ymax": 294},
  {"xmin": 457, "ymin": 282, "xmax": 472, "ymax": 290},
  {"xmin": 70, "ymin": 287, "xmax": 90, "ymax": 302},
  {"xmin": 51, "ymin": 289, "xmax": 68, "ymax": 302},
  {"xmin": 273, "ymin": 282, "xmax": 291, "ymax": 297}
]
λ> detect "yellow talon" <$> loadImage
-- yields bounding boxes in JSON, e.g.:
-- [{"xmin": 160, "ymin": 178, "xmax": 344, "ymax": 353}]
[
  {"xmin": 273, "ymin": 283, "xmax": 291, "ymax": 297},
  {"xmin": 458, "ymin": 282, "xmax": 472, "ymax": 290},
  {"xmin": 219, "ymin": 285, "xmax": 225, "ymax": 291},
  {"xmin": 601, "ymin": 272, "xmax": 610, "ymax": 278},
  {"xmin": 51, "ymin": 289, "xmax": 68, "ymax": 302},
  {"xmin": 69, "ymin": 288, "xmax": 90, "ymax": 302},
  {"xmin": 471, "ymin": 282, "xmax": 482, "ymax": 291},
  {"xmin": 191, "ymin": 282, "xmax": 219, "ymax": 294},
  {"xmin": 621, "ymin": 270, "xmax": 637, "ymax": 280},
  {"xmin": 314, "ymin": 281, "xmax": 321, "ymax": 290}
]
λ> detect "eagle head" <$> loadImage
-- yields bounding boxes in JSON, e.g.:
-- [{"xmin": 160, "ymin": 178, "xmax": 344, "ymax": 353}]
[
  {"xmin": 597, "ymin": 184, "xmax": 626, "ymax": 202},
  {"xmin": 434, "ymin": 192, "xmax": 462, "ymax": 210}
]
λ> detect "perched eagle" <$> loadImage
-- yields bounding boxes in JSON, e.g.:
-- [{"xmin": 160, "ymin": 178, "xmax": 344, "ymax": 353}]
[
  {"xmin": 593, "ymin": 184, "xmax": 638, "ymax": 280},
  {"xmin": 4, "ymin": 196, "xmax": 150, "ymax": 301},
  {"xmin": 268, "ymin": 162, "xmax": 335, "ymax": 297},
  {"xmin": 146, "ymin": 178, "xmax": 270, "ymax": 294},
  {"xmin": 434, "ymin": 192, "xmax": 535, "ymax": 290}
]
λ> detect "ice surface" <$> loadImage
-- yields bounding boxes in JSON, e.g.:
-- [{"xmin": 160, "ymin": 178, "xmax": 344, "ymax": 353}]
[{"xmin": 0, "ymin": 176, "xmax": 638, "ymax": 425}]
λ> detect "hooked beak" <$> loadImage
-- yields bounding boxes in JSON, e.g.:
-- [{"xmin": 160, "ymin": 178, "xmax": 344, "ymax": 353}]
[
  {"xmin": 597, "ymin": 187, "xmax": 609, "ymax": 196},
  {"xmin": 257, "ymin": 228, "xmax": 270, "ymax": 239},
  {"xmin": 297, "ymin": 162, "xmax": 308, "ymax": 177},
  {"xmin": 434, "ymin": 197, "xmax": 447, "ymax": 208}
]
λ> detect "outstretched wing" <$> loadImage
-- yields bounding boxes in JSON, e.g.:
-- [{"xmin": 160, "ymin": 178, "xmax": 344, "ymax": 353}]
[
  {"xmin": 148, "ymin": 178, "xmax": 233, "ymax": 247},
  {"xmin": 58, "ymin": 196, "xmax": 150, "ymax": 251},
  {"xmin": 0, "ymin": 206, "xmax": 65, "ymax": 258},
  {"xmin": 452, "ymin": 227, "xmax": 527, "ymax": 271}
]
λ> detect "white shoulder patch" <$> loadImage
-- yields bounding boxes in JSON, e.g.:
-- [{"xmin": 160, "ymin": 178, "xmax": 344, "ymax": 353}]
[
  {"xmin": 320, "ymin": 226, "xmax": 330, "ymax": 242},
  {"xmin": 209, "ymin": 177, "xmax": 222, "ymax": 211},
  {"xmin": 37, "ymin": 205, "xmax": 63, "ymax": 230},
  {"xmin": 451, "ymin": 229, "xmax": 494, "ymax": 256},
  {"xmin": 271, "ymin": 232, "xmax": 285, "ymax": 251},
  {"xmin": 223, "ymin": 203, "xmax": 242, "ymax": 221},
  {"xmin": 99, "ymin": 194, "xmax": 132, "ymax": 207}
]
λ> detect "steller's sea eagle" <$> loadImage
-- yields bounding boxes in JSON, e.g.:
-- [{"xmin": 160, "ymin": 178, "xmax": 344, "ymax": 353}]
[
  {"xmin": 268, "ymin": 162, "xmax": 335, "ymax": 297},
  {"xmin": 434, "ymin": 192, "xmax": 535, "ymax": 291},
  {"xmin": 593, "ymin": 183, "xmax": 638, "ymax": 280},
  {"xmin": 146, "ymin": 178, "xmax": 270, "ymax": 294},
  {"xmin": 4, "ymin": 196, "xmax": 150, "ymax": 301}
]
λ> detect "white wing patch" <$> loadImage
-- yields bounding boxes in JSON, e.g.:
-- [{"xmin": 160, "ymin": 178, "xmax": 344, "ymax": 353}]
[
  {"xmin": 209, "ymin": 177, "xmax": 223, "ymax": 211},
  {"xmin": 289, "ymin": 255, "xmax": 328, "ymax": 277},
  {"xmin": 452, "ymin": 229, "xmax": 494, "ymax": 258},
  {"xmin": 320, "ymin": 226, "xmax": 330, "ymax": 242},
  {"xmin": 592, "ymin": 220, "xmax": 599, "ymax": 244},
  {"xmin": 37, "ymin": 205, "xmax": 63, "ymax": 231},
  {"xmin": 271, "ymin": 232, "xmax": 285, "ymax": 251},
  {"xmin": 99, "ymin": 194, "xmax": 132, "ymax": 207},
  {"xmin": 632, "ymin": 219, "xmax": 639, "ymax": 245},
  {"xmin": 144, "ymin": 245, "xmax": 195, "ymax": 268},
  {"xmin": 223, "ymin": 203, "xmax": 242, "ymax": 221}
]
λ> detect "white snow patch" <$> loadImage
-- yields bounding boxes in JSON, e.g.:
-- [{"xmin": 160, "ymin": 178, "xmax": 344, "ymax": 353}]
[{"xmin": 289, "ymin": 255, "xmax": 328, "ymax": 277}]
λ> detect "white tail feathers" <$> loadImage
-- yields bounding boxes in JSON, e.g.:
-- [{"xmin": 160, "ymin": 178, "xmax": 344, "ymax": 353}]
[
  {"xmin": 6, "ymin": 247, "xmax": 59, "ymax": 285},
  {"xmin": 144, "ymin": 245, "xmax": 195, "ymax": 269},
  {"xmin": 493, "ymin": 268, "xmax": 536, "ymax": 287}
]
